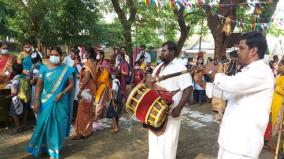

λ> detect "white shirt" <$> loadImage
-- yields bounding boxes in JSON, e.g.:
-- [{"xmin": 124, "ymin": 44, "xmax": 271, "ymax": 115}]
[
  {"xmin": 125, "ymin": 55, "xmax": 130, "ymax": 64},
  {"xmin": 112, "ymin": 79, "xmax": 120, "ymax": 92},
  {"xmin": 63, "ymin": 55, "xmax": 74, "ymax": 67},
  {"xmin": 74, "ymin": 64, "xmax": 82, "ymax": 100},
  {"xmin": 206, "ymin": 60, "xmax": 274, "ymax": 158},
  {"xmin": 136, "ymin": 52, "xmax": 151, "ymax": 64},
  {"xmin": 115, "ymin": 54, "xmax": 130, "ymax": 67},
  {"xmin": 194, "ymin": 77, "xmax": 205, "ymax": 91},
  {"xmin": 152, "ymin": 58, "xmax": 193, "ymax": 111},
  {"xmin": 176, "ymin": 57, "xmax": 188, "ymax": 66}
]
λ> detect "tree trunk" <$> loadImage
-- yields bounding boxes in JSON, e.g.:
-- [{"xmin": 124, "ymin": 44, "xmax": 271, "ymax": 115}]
[
  {"xmin": 111, "ymin": 0, "xmax": 137, "ymax": 65},
  {"xmin": 177, "ymin": 28, "xmax": 189, "ymax": 54},
  {"xmin": 203, "ymin": 0, "xmax": 243, "ymax": 59},
  {"xmin": 173, "ymin": 6, "xmax": 190, "ymax": 54},
  {"xmin": 122, "ymin": 24, "xmax": 133, "ymax": 64},
  {"xmin": 213, "ymin": 32, "xmax": 228, "ymax": 59}
]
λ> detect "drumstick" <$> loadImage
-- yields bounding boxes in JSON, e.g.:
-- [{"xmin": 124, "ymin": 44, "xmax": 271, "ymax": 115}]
[{"xmin": 155, "ymin": 67, "xmax": 204, "ymax": 82}]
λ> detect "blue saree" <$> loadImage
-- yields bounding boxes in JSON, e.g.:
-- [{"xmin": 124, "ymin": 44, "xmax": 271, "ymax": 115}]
[
  {"xmin": 27, "ymin": 64, "xmax": 75, "ymax": 158},
  {"xmin": 21, "ymin": 54, "xmax": 32, "ymax": 71}
]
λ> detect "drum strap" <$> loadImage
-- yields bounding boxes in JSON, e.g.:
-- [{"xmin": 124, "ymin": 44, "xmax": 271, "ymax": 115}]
[
  {"xmin": 154, "ymin": 63, "xmax": 165, "ymax": 77},
  {"xmin": 154, "ymin": 63, "xmax": 180, "ymax": 98}
]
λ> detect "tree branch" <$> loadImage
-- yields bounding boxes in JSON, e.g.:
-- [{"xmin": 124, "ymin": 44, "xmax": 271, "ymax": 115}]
[
  {"xmin": 126, "ymin": 0, "xmax": 137, "ymax": 23},
  {"xmin": 111, "ymin": 0, "xmax": 127, "ymax": 24}
]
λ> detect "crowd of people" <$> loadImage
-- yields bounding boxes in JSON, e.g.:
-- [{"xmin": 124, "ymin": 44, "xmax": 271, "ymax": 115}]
[{"xmin": 0, "ymin": 31, "xmax": 283, "ymax": 159}]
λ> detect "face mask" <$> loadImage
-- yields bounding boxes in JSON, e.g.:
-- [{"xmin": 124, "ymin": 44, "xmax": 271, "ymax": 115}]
[
  {"xmin": 96, "ymin": 54, "xmax": 101, "ymax": 60},
  {"xmin": 1, "ymin": 49, "xmax": 8, "ymax": 54},
  {"xmin": 49, "ymin": 56, "xmax": 60, "ymax": 64},
  {"xmin": 25, "ymin": 48, "xmax": 31, "ymax": 52},
  {"xmin": 198, "ymin": 60, "xmax": 203, "ymax": 63}
]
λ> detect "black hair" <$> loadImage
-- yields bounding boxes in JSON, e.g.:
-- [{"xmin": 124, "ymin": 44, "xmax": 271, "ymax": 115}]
[
  {"xmin": 120, "ymin": 46, "xmax": 126, "ymax": 50},
  {"xmin": 229, "ymin": 50, "xmax": 238, "ymax": 58},
  {"xmin": 162, "ymin": 41, "xmax": 179, "ymax": 57},
  {"xmin": 98, "ymin": 50, "xmax": 105, "ymax": 59},
  {"xmin": 240, "ymin": 31, "xmax": 267, "ymax": 59},
  {"xmin": 31, "ymin": 51, "xmax": 42, "ymax": 64},
  {"xmin": 139, "ymin": 55, "xmax": 145, "ymax": 60},
  {"xmin": 71, "ymin": 47, "xmax": 80, "ymax": 55},
  {"xmin": 140, "ymin": 44, "xmax": 146, "ymax": 49},
  {"xmin": 85, "ymin": 46, "xmax": 96, "ymax": 59},
  {"xmin": 23, "ymin": 41, "xmax": 31, "ymax": 46},
  {"xmin": 188, "ymin": 57, "xmax": 193, "ymax": 62},
  {"xmin": 13, "ymin": 64, "xmax": 23, "ymax": 75},
  {"xmin": 76, "ymin": 55, "xmax": 81, "ymax": 62},
  {"xmin": 273, "ymin": 55, "xmax": 278, "ymax": 61},
  {"xmin": 50, "ymin": 47, "xmax": 63, "ymax": 56},
  {"xmin": 138, "ymin": 55, "xmax": 145, "ymax": 65},
  {"xmin": 0, "ymin": 41, "xmax": 8, "ymax": 48}
]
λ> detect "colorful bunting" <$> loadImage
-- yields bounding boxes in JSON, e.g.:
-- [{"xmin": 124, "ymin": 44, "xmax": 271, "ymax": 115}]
[{"xmin": 144, "ymin": 0, "xmax": 273, "ymax": 8}]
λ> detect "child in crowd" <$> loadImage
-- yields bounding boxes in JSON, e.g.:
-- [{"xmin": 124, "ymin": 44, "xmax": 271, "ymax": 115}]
[
  {"xmin": 10, "ymin": 64, "xmax": 30, "ymax": 133},
  {"xmin": 73, "ymin": 54, "xmax": 82, "ymax": 120},
  {"xmin": 106, "ymin": 73, "xmax": 123, "ymax": 133},
  {"xmin": 30, "ymin": 51, "xmax": 42, "ymax": 119}
]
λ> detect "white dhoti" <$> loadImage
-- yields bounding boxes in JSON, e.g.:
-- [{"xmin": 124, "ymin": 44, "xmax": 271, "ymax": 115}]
[
  {"xmin": 218, "ymin": 147, "xmax": 255, "ymax": 159},
  {"xmin": 148, "ymin": 116, "xmax": 181, "ymax": 159}
]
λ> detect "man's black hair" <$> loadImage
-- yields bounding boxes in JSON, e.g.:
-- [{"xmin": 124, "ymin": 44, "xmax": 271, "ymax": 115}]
[
  {"xmin": 162, "ymin": 41, "xmax": 179, "ymax": 56},
  {"xmin": 240, "ymin": 31, "xmax": 267, "ymax": 59}
]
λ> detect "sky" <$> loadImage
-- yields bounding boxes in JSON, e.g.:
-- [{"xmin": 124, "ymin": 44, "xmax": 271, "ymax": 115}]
[{"xmin": 274, "ymin": 0, "xmax": 284, "ymax": 18}]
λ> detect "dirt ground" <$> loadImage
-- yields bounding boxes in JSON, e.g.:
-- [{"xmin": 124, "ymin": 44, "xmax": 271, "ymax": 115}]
[{"xmin": 0, "ymin": 103, "xmax": 274, "ymax": 159}]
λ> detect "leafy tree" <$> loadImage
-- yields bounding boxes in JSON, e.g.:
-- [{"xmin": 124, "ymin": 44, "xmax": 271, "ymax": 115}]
[
  {"xmin": 4, "ymin": 0, "xmax": 100, "ymax": 52},
  {"xmin": 0, "ymin": 1, "xmax": 16, "ymax": 38},
  {"xmin": 111, "ymin": 0, "xmax": 137, "ymax": 61},
  {"xmin": 199, "ymin": 0, "xmax": 280, "ymax": 59}
]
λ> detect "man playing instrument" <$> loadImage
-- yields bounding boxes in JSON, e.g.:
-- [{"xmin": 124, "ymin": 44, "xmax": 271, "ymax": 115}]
[
  {"xmin": 147, "ymin": 41, "xmax": 193, "ymax": 159},
  {"xmin": 194, "ymin": 31, "xmax": 274, "ymax": 159}
]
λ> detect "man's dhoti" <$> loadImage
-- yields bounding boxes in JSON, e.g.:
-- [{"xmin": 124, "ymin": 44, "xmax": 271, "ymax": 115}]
[
  {"xmin": 218, "ymin": 147, "xmax": 255, "ymax": 159},
  {"xmin": 148, "ymin": 116, "xmax": 181, "ymax": 159}
]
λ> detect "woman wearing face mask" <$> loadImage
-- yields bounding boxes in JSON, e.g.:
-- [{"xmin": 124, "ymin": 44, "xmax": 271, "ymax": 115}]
[
  {"xmin": 93, "ymin": 49, "xmax": 111, "ymax": 123},
  {"xmin": 73, "ymin": 46, "xmax": 97, "ymax": 140},
  {"xmin": 17, "ymin": 41, "xmax": 33, "ymax": 76},
  {"xmin": 0, "ymin": 41, "xmax": 16, "ymax": 84},
  {"xmin": 27, "ymin": 47, "xmax": 75, "ymax": 159}
]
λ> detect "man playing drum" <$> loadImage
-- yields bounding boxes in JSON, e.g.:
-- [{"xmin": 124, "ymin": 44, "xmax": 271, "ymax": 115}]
[
  {"xmin": 147, "ymin": 41, "xmax": 193, "ymax": 159},
  {"xmin": 194, "ymin": 31, "xmax": 274, "ymax": 159}
]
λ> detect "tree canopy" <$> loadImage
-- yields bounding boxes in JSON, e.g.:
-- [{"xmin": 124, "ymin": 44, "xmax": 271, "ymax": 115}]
[{"xmin": 0, "ymin": 0, "xmax": 282, "ymax": 58}]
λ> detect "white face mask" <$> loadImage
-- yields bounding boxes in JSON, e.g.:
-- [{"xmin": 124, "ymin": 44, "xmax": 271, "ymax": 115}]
[
  {"xmin": 49, "ymin": 55, "xmax": 60, "ymax": 64},
  {"xmin": 1, "ymin": 49, "xmax": 8, "ymax": 54},
  {"xmin": 96, "ymin": 54, "xmax": 101, "ymax": 60},
  {"xmin": 25, "ymin": 48, "xmax": 31, "ymax": 52}
]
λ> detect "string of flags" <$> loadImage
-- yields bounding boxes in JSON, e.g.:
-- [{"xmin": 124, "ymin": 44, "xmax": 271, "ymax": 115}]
[
  {"xmin": 144, "ymin": 0, "xmax": 273, "ymax": 8},
  {"xmin": 143, "ymin": 0, "xmax": 283, "ymax": 31},
  {"xmin": 217, "ymin": 14, "xmax": 284, "ymax": 31}
]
